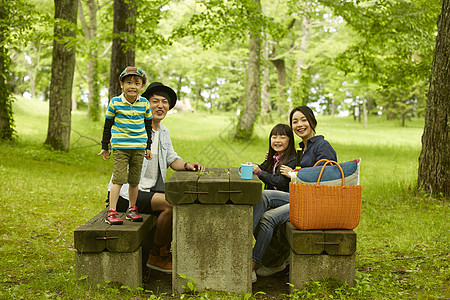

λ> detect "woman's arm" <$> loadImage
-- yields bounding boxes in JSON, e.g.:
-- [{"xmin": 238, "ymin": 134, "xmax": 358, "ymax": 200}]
[{"xmin": 314, "ymin": 141, "xmax": 337, "ymax": 165}]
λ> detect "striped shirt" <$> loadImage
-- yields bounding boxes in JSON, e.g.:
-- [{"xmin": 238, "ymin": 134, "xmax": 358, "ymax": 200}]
[{"xmin": 105, "ymin": 94, "xmax": 152, "ymax": 149}]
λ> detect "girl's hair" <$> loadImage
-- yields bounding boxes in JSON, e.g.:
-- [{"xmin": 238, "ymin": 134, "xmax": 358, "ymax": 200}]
[
  {"xmin": 266, "ymin": 124, "xmax": 296, "ymax": 174},
  {"xmin": 289, "ymin": 106, "xmax": 317, "ymax": 132}
]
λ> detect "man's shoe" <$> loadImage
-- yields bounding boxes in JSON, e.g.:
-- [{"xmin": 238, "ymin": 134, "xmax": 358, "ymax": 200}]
[
  {"xmin": 126, "ymin": 205, "xmax": 143, "ymax": 222},
  {"xmin": 256, "ymin": 263, "xmax": 286, "ymax": 276},
  {"xmin": 105, "ymin": 209, "xmax": 123, "ymax": 225},
  {"xmin": 146, "ymin": 254, "xmax": 172, "ymax": 274},
  {"xmin": 252, "ymin": 270, "xmax": 257, "ymax": 283}
]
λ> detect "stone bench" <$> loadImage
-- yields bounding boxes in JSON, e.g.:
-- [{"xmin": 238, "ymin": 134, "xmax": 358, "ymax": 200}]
[
  {"xmin": 74, "ymin": 207, "xmax": 157, "ymax": 287},
  {"xmin": 284, "ymin": 222, "xmax": 356, "ymax": 291}
]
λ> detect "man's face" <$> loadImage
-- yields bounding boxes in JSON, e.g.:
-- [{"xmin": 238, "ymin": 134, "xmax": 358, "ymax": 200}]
[{"xmin": 149, "ymin": 94, "xmax": 170, "ymax": 122}]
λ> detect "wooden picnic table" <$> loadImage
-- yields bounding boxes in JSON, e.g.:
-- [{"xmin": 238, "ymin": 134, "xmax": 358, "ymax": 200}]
[{"xmin": 165, "ymin": 167, "xmax": 262, "ymax": 294}]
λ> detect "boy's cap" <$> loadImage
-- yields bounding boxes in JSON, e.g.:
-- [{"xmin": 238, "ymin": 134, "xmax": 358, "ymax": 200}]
[
  {"xmin": 142, "ymin": 82, "xmax": 177, "ymax": 110},
  {"xmin": 119, "ymin": 66, "xmax": 147, "ymax": 85}
]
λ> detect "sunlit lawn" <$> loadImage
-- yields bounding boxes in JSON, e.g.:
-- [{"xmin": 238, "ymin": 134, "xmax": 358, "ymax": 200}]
[{"xmin": 0, "ymin": 97, "xmax": 448, "ymax": 299}]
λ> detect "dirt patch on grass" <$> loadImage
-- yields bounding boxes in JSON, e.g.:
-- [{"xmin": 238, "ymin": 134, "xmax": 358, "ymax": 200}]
[{"xmin": 143, "ymin": 266, "xmax": 291, "ymax": 299}]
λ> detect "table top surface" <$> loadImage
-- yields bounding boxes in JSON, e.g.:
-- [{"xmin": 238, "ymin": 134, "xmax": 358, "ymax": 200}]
[{"xmin": 165, "ymin": 167, "xmax": 262, "ymax": 205}]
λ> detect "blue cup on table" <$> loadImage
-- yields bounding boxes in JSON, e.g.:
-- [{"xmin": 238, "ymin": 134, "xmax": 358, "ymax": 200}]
[{"xmin": 238, "ymin": 164, "xmax": 253, "ymax": 180}]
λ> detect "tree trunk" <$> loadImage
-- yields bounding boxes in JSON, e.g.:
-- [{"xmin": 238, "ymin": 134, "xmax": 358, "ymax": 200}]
[
  {"xmin": 44, "ymin": 0, "xmax": 78, "ymax": 151},
  {"xmin": 0, "ymin": 2, "xmax": 15, "ymax": 140},
  {"xmin": 363, "ymin": 98, "xmax": 368, "ymax": 128},
  {"xmin": 260, "ymin": 37, "xmax": 271, "ymax": 123},
  {"xmin": 26, "ymin": 42, "xmax": 40, "ymax": 99},
  {"xmin": 270, "ymin": 59, "xmax": 286, "ymax": 114},
  {"xmin": 235, "ymin": 30, "xmax": 261, "ymax": 140},
  {"xmin": 108, "ymin": 0, "xmax": 136, "ymax": 101},
  {"xmin": 195, "ymin": 83, "xmax": 202, "ymax": 111},
  {"xmin": 294, "ymin": 15, "xmax": 311, "ymax": 108},
  {"xmin": 79, "ymin": 0, "xmax": 100, "ymax": 121},
  {"xmin": 417, "ymin": 0, "xmax": 450, "ymax": 198},
  {"xmin": 331, "ymin": 98, "xmax": 336, "ymax": 116}
]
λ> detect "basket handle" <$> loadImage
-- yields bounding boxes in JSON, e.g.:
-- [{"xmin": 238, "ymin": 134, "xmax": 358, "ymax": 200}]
[
  {"xmin": 315, "ymin": 159, "xmax": 345, "ymax": 186},
  {"xmin": 313, "ymin": 159, "xmax": 331, "ymax": 167}
]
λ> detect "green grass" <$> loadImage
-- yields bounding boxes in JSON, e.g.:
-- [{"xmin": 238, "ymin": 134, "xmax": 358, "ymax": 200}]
[{"xmin": 0, "ymin": 96, "xmax": 448, "ymax": 299}]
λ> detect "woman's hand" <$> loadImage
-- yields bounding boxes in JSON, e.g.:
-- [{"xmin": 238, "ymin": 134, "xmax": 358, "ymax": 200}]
[{"xmin": 280, "ymin": 165, "xmax": 293, "ymax": 178}]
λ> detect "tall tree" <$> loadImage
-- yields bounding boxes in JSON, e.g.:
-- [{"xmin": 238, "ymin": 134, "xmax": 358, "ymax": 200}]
[
  {"xmin": 108, "ymin": 0, "xmax": 136, "ymax": 100},
  {"xmin": 0, "ymin": 0, "xmax": 40, "ymax": 140},
  {"xmin": 0, "ymin": 1, "xmax": 14, "ymax": 140},
  {"xmin": 44, "ymin": 0, "xmax": 78, "ymax": 151},
  {"xmin": 168, "ymin": 0, "xmax": 281, "ymax": 137},
  {"xmin": 235, "ymin": 0, "xmax": 262, "ymax": 140},
  {"xmin": 417, "ymin": 0, "xmax": 449, "ymax": 198},
  {"xmin": 268, "ymin": 18, "xmax": 296, "ymax": 114},
  {"xmin": 78, "ymin": 0, "xmax": 100, "ymax": 121},
  {"xmin": 260, "ymin": 36, "xmax": 272, "ymax": 123}
]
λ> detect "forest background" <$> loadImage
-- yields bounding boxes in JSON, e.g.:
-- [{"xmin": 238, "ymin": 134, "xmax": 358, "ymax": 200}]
[
  {"xmin": 0, "ymin": 0, "xmax": 449, "ymax": 299},
  {"xmin": 2, "ymin": 0, "xmax": 448, "ymax": 197},
  {"xmin": 4, "ymin": 0, "xmax": 442, "ymax": 125}
]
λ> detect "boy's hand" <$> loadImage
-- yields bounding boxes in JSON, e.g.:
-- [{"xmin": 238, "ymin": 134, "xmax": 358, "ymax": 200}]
[
  {"xmin": 98, "ymin": 149, "xmax": 110, "ymax": 161},
  {"xmin": 145, "ymin": 149, "xmax": 152, "ymax": 160}
]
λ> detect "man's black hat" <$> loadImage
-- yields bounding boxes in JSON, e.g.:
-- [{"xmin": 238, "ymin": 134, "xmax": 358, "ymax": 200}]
[{"xmin": 142, "ymin": 82, "xmax": 177, "ymax": 110}]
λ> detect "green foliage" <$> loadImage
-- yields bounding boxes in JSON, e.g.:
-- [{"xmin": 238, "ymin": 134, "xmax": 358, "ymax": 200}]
[
  {"xmin": 179, "ymin": 273, "xmax": 198, "ymax": 294},
  {"xmin": 0, "ymin": 0, "xmax": 44, "ymax": 140},
  {"xmin": 6, "ymin": 0, "xmax": 442, "ymax": 127},
  {"xmin": 135, "ymin": 0, "xmax": 171, "ymax": 50},
  {"xmin": 170, "ymin": 0, "xmax": 284, "ymax": 49},
  {"xmin": 0, "ymin": 0, "xmax": 45, "ymax": 45},
  {"xmin": 0, "ymin": 31, "xmax": 15, "ymax": 140},
  {"xmin": 320, "ymin": 0, "xmax": 441, "ymax": 119}
]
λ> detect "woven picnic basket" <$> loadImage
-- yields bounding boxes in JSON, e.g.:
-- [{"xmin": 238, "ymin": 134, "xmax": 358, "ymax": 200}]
[{"xmin": 289, "ymin": 159, "xmax": 362, "ymax": 230}]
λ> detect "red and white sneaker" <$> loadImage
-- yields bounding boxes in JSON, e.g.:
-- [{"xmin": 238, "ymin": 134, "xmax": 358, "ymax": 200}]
[
  {"xmin": 126, "ymin": 205, "xmax": 143, "ymax": 222},
  {"xmin": 105, "ymin": 208, "xmax": 123, "ymax": 225}
]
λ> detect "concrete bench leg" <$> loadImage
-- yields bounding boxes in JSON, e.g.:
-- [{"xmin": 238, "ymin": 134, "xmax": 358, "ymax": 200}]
[
  {"xmin": 172, "ymin": 204, "xmax": 253, "ymax": 294},
  {"xmin": 289, "ymin": 252, "xmax": 356, "ymax": 292},
  {"xmin": 75, "ymin": 248, "xmax": 142, "ymax": 287}
]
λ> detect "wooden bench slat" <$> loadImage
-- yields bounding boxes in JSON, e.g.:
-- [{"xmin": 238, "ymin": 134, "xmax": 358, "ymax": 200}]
[
  {"xmin": 229, "ymin": 167, "xmax": 262, "ymax": 205},
  {"xmin": 74, "ymin": 208, "xmax": 109, "ymax": 252},
  {"xmin": 165, "ymin": 171, "xmax": 199, "ymax": 204},
  {"xmin": 74, "ymin": 208, "xmax": 157, "ymax": 253},
  {"xmin": 323, "ymin": 230, "xmax": 357, "ymax": 255},
  {"xmin": 105, "ymin": 213, "xmax": 157, "ymax": 252},
  {"xmin": 285, "ymin": 222, "xmax": 324, "ymax": 255},
  {"xmin": 198, "ymin": 168, "xmax": 230, "ymax": 204},
  {"xmin": 285, "ymin": 222, "xmax": 357, "ymax": 255}
]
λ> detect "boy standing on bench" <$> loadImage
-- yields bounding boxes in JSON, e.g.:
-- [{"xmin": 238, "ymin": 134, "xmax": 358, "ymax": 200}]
[
  {"xmin": 98, "ymin": 66, "xmax": 152, "ymax": 225},
  {"xmin": 106, "ymin": 82, "xmax": 205, "ymax": 273}
]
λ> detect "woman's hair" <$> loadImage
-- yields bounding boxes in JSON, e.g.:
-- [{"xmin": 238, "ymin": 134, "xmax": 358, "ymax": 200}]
[
  {"xmin": 289, "ymin": 106, "xmax": 317, "ymax": 132},
  {"xmin": 266, "ymin": 124, "xmax": 296, "ymax": 174}
]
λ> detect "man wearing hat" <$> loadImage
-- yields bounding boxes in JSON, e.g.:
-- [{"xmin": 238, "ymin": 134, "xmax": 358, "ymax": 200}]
[{"xmin": 107, "ymin": 82, "xmax": 206, "ymax": 273}]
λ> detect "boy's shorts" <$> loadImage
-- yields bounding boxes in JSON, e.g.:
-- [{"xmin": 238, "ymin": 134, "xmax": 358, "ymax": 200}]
[{"xmin": 112, "ymin": 149, "xmax": 145, "ymax": 186}]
